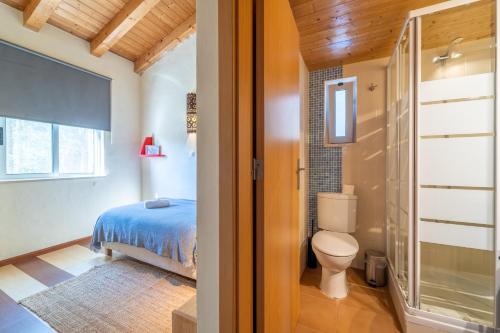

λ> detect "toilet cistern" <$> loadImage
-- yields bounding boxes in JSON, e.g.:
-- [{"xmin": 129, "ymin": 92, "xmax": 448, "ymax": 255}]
[{"xmin": 312, "ymin": 188, "xmax": 358, "ymax": 298}]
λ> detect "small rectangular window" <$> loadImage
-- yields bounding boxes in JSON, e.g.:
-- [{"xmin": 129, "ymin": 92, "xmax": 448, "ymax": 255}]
[
  {"xmin": 335, "ymin": 90, "xmax": 347, "ymax": 137},
  {"xmin": 324, "ymin": 77, "xmax": 357, "ymax": 145}
]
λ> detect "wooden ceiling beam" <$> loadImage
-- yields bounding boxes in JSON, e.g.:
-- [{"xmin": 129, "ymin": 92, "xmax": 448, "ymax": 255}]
[
  {"xmin": 90, "ymin": 0, "xmax": 161, "ymax": 57},
  {"xmin": 23, "ymin": 0, "xmax": 63, "ymax": 31},
  {"xmin": 134, "ymin": 13, "xmax": 196, "ymax": 74}
]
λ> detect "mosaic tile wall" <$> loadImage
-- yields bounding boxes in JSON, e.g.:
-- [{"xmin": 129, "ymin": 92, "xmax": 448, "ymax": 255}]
[{"xmin": 308, "ymin": 66, "xmax": 343, "ymax": 236}]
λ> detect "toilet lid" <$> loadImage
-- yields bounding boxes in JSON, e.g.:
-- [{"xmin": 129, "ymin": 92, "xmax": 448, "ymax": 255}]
[{"xmin": 312, "ymin": 231, "xmax": 359, "ymax": 257}]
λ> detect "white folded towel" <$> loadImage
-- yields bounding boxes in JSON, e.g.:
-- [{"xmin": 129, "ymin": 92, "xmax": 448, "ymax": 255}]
[{"xmin": 144, "ymin": 198, "xmax": 170, "ymax": 209}]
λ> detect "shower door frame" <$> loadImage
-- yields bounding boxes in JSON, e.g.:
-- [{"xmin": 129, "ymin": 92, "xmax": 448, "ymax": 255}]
[
  {"xmin": 387, "ymin": 0, "xmax": 500, "ymax": 331},
  {"xmin": 386, "ymin": 14, "xmax": 416, "ymax": 309},
  {"xmin": 494, "ymin": 0, "xmax": 500, "ymax": 328}
]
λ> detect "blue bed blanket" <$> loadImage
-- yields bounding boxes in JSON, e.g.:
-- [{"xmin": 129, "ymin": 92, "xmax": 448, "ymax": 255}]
[{"xmin": 91, "ymin": 199, "xmax": 196, "ymax": 268}]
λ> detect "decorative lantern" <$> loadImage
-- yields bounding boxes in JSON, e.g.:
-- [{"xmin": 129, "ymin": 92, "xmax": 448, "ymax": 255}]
[{"xmin": 186, "ymin": 92, "xmax": 197, "ymax": 133}]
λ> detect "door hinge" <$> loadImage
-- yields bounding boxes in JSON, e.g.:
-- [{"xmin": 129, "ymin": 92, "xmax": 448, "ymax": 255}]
[{"xmin": 252, "ymin": 158, "xmax": 263, "ymax": 181}]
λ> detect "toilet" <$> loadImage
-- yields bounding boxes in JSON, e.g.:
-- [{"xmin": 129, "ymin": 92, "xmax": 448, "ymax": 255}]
[{"xmin": 312, "ymin": 191, "xmax": 359, "ymax": 299}]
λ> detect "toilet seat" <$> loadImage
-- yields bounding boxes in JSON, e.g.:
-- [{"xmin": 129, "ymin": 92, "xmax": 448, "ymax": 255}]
[{"xmin": 312, "ymin": 230, "xmax": 359, "ymax": 257}]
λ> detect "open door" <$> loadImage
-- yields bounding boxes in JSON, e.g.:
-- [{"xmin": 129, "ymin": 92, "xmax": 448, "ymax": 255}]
[{"xmin": 255, "ymin": 0, "xmax": 301, "ymax": 331}]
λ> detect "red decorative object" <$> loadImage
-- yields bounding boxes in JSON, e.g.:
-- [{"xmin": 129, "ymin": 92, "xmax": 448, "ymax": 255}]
[{"xmin": 140, "ymin": 136, "xmax": 165, "ymax": 157}]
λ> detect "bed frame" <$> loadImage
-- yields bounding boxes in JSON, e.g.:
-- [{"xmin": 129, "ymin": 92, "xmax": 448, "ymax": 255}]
[{"xmin": 103, "ymin": 242, "xmax": 196, "ymax": 280}]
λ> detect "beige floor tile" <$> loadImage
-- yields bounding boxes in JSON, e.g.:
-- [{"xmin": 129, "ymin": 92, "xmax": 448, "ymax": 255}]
[
  {"xmin": 301, "ymin": 267, "xmax": 322, "ymax": 283},
  {"xmin": 299, "ymin": 268, "xmax": 401, "ymax": 333},
  {"xmin": 38, "ymin": 245, "xmax": 110, "ymax": 276},
  {"xmin": 335, "ymin": 303, "xmax": 401, "ymax": 333},
  {"xmin": 346, "ymin": 268, "xmax": 369, "ymax": 287},
  {"xmin": 298, "ymin": 292, "xmax": 339, "ymax": 333},
  {"xmin": 300, "ymin": 267, "xmax": 325, "ymax": 299},
  {"xmin": 0, "ymin": 265, "xmax": 47, "ymax": 301},
  {"xmin": 300, "ymin": 280, "xmax": 326, "ymax": 299},
  {"xmin": 295, "ymin": 323, "xmax": 325, "ymax": 333},
  {"xmin": 340, "ymin": 284, "xmax": 392, "ymax": 314}
]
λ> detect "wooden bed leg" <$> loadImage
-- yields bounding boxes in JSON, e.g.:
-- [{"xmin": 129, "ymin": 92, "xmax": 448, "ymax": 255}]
[{"xmin": 105, "ymin": 248, "xmax": 112, "ymax": 257}]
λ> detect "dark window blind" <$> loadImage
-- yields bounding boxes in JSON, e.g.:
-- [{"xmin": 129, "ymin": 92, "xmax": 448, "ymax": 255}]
[{"xmin": 0, "ymin": 40, "xmax": 111, "ymax": 131}]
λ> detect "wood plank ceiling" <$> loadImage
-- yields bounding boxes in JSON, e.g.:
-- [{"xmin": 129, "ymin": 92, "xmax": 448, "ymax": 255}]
[
  {"xmin": 3, "ymin": 0, "xmax": 492, "ymax": 73},
  {"xmin": 290, "ymin": 0, "xmax": 447, "ymax": 70},
  {"xmin": 1, "ymin": 0, "xmax": 195, "ymax": 73},
  {"xmin": 421, "ymin": 0, "xmax": 494, "ymax": 50}
]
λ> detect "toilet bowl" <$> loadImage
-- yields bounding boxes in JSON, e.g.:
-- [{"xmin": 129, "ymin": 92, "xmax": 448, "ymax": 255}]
[
  {"xmin": 312, "ymin": 230, "xmax": 359, "ymax": 298},
  {"xmin": 314, "ymin": 191, "xmax": 358, "ymax": 299}
]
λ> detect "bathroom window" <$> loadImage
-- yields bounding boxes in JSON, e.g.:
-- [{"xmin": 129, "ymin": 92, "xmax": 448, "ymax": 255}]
[{"xmin": 324, "ymin": 77, "xmax": 357, "ymax": 145}]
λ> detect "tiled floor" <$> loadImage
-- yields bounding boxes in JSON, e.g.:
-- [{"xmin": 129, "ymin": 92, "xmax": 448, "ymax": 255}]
[
  {"xmin": 297, "ymin": 267, "xmax": 402, "ymax": 333},
  {"xmin": 0, "ymin": 239, "xmax": 115, "ymax": 333}
]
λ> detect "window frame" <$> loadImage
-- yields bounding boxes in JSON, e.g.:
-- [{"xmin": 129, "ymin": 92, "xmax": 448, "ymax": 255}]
[
  {"xmin": 0, "ymin": 117, "xmax": 106, "ymax": 181},
  {"xmin": 324, "ymin": 76, "xmax": 357, "ymax": 146}
]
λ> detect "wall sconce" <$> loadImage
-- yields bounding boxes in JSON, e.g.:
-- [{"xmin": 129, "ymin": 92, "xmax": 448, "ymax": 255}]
[{"xmin": 187, "ymin": 92, "xmax": 197, "ymax": 134}]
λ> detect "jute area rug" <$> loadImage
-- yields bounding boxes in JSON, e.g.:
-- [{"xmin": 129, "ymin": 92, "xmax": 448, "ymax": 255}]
[{"xmin": 20, "ymin": 259, "xmax": 196, "ymax": 333}]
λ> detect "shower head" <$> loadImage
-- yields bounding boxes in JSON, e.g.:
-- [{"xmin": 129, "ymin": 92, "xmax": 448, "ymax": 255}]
[{"xmin": 432, "ymin": 37, "xmax": 464, "ymax": 64}]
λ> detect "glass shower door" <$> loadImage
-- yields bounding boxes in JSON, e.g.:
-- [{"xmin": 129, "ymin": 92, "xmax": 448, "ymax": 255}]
[
  {"xmin": 386, "ymin": 56, "xmax": 398, "ymax": 278},
  {"xmin": 386, "ymin": 22, "xmax": 411, "ymax": 301},
  {"xmin": 417, "ymin": 0, "xmax": 496, "ymax": 325},
  {"xmin": 397, "ymin": 24, "xmax": 411, "ymax": 298}
]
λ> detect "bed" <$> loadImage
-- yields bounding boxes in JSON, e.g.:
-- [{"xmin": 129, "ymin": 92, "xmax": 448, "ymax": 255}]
[{"xmin": 91, "ymin": 199, "xmax": 197, "ymax": 280}]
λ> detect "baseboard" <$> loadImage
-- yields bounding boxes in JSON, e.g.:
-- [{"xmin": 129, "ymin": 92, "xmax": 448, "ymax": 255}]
[{"xmin": 0, "ymin": 236, "xmax": 92, "ymax": 267}]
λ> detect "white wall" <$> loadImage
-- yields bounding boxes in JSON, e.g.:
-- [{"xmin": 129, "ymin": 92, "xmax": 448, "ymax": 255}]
[
  {"xmin": 0, "ymin": 3, "xmax": 141, "ymax": 261},
  {"xmin": 343, "ymin": 57, "xmax": 388, "ymax": 269},
  {"xmin": 196, "ymin": 0, "xmax": 219, "ymax": 331},
  {"xmin": 141, "ymin": 36, "xmax": 196, "ymax": 201}
]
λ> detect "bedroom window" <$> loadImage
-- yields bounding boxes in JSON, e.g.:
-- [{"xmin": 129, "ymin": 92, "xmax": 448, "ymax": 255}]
[
  {"xmin": 0, "ymin": 117, "xmax": 106, "ymax": 180},
  {"xmin": 6, "ymin": 118, "xmax": 53, "ymax": 175},
  {"xmin": 59, "ymin": 125, "xmax": 104, "ymax": 175}
]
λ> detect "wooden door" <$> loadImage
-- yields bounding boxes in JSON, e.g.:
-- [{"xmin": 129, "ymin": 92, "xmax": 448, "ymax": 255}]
[{"xmin": 255, "ymin": 0, "xmax": 301, "ymax": 331}]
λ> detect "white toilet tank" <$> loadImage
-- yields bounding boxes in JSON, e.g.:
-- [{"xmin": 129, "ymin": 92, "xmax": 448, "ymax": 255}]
[{"xmin": 317, "ymin": 192, "xmax": 357, "ymax": 233}]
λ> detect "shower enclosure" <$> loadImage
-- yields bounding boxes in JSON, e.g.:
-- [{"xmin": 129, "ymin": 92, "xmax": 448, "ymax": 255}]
[{"xmin": 386, "ymin": 0, "xmax": 499, "ymax": 330}]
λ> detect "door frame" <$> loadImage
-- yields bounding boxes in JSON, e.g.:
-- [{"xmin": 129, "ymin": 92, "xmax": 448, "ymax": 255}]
[{"xmin": 218, "ymin": 0, "xmax": 254, "ymax": 332}]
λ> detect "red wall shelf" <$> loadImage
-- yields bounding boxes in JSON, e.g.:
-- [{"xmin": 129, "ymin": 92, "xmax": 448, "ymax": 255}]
[
  {"xmin": 140, "ymin": 154, "xmax": 166, "ymax": 158},
  {"xmin": 140, "ymin": 136, "xmax": 166, "ymax": 158}
]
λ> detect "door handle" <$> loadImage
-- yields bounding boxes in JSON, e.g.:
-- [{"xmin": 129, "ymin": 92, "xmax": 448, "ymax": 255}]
[{"xmin": 296, "ymin": 158, "xmax": 305, "ymax": 190}]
